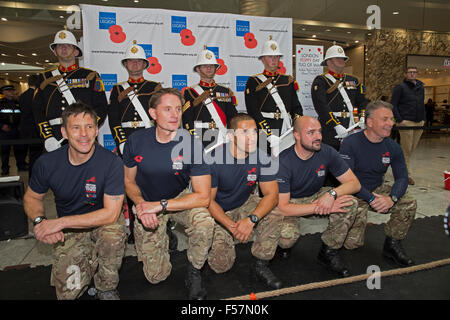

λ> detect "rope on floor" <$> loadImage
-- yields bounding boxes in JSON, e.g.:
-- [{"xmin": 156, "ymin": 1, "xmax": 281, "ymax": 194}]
[{"xmin": 223, "ymin": 257, "xmax": 450, "ymax": 300}]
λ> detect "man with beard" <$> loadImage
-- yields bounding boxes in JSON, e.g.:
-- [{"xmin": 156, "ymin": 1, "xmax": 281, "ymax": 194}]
[{"xmin": 274, "ymin": 116, "xmax": 361, "ymax": 277}]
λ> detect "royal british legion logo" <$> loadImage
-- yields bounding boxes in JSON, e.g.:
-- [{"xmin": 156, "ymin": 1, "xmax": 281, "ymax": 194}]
[
  {"xmin": 207, "ymin": 46, "xmax": 219, "ymax": 59},
  {"xmin": 138, "ymin": 44, "xmax": 152, "ymax": 58},
  {"xmin": 236, "ymin": 76, "xmax": 249, "ymax": 92},
  {"xmin": 236, "ymin": 20, "xmax": 250, "ymax": 37},
  {"xmin": 99, "ymin": 12, "xmax": 116, "ymax": 30},
  {"xmin": 171, "ymin": 16, "xmax": 187, "ymax": 33},
  {"xmin": 100, "ymin": 74, "xmax": 117, "ymax": 92},
  {"xmin": 172, "ymin": 74, "xmax": 187, "ymax": 91}
]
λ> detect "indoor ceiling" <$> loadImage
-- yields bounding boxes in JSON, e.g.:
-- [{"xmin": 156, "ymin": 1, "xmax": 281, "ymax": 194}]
[{"xmin": 0, "ymin": 0, "xmax": 449, "ymax": 84}]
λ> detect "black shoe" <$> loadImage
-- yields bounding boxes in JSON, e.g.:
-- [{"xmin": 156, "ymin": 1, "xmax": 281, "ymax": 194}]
[
  {"xmin": 317, "ymin": 242, "xmax": 350, "ymax": 278},
  {"xmin": 167, "ymin": 221, "xmax": 178, "ymax": 252},
  {"xmin": 276, "ymin": 246, "xmax": 291, "ymax": 259},
  {"xmin": 252, "ymin": 258, "xmax": 283, "ymax": 289},
  {"xmin": 382, "ymin": 236, "xmax": 414, "ymax": 267},
  {"xmin": 185, "ymin": 262, "xmax": 207, "ymax": 300}
]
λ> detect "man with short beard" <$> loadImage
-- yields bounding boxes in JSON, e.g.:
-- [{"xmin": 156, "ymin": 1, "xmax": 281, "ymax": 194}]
[
  {"xmin": 33, "ymin": 30, "xmax": 108, "ymax": 153},
  {"xmin": 274, "ymin": 116, "xmax": 361, "ymax": 278}
]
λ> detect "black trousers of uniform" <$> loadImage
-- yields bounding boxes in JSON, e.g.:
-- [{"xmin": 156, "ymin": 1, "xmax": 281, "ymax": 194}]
[{"xmin": 0, "ymin": 129, "xmax": 27, "ymax": 173}]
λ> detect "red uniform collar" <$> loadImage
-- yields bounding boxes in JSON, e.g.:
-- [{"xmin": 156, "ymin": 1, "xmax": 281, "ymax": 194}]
[
  {"xmin": 263, "ymin": 69, "xmax": 278, "ymax": 77},
  {"xmin": 328, "ymin": 70, "xmax": 344, "ymax": 78},
  {"xmin": 59, "ymin": 64, "xmax": 78, "ymax": 73},
  {"xmin": 199, "ymin": 80, "xmax": 216, "ymax": 88},
  {"xmin": 128, "ymin": 77, "xmax": 145, "ymax": 84}
]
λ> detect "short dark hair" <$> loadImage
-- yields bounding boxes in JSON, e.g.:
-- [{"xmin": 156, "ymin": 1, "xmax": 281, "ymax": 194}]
[
  {"xmin": 228, "ymin": 113, "xmax": 255, "ymax": 130},
  {"xmin": 148, "ymin": 87, "xmax": 183, "ymax": 109},
  {"xmin": 28, "ymin": 75, "xmax": 39, "ymax": 87},
  {"xmin": 61, "ymin": 102, "xmax": 98, "ymax": 128},
  {"xmin": 365, "ymin": 100, "xmax": 393, "ymax": 120},
  {"xmin": 405, "ymin": 66, "xmax": 417, "ymax": 72}
]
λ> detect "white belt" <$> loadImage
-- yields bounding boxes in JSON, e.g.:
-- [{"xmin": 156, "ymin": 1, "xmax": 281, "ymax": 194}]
[
  {"xmin": 332, "ymin": 112, "xmax": 351, "ymax": 118},
  {"xmin": 261, "ymin": 111, "xmax": 284, "ymax": 120},
  {"xmin": 49, "ymin": 118, "xmax": 63, "ymax": 125},
  {"xmin": 194, "ymin": 121, "xmax": 217, "ymax": 129},
  {"xmin": 121, "ymin": 121, "xmax": 145, "ymax": 128}
]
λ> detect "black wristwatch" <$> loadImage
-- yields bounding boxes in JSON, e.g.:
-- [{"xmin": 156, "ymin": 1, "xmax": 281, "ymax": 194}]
[
  {"xmin": 328, "ymin": 189, "xmax": 338, "ymax": 200},
  {"xmin": 33, "ymin": 216, "xmax": 47, "ymax": 226},
  {"xmin": 390, "ymin": 195, "xmax": 398, "ymax": 204},
  {"xmin": 160, "ymin": 199, "xmax": 168, "ymax": 213},
  {"xmin": 249, "ymin": 214, "xmax": 259, "ymax": 225}
]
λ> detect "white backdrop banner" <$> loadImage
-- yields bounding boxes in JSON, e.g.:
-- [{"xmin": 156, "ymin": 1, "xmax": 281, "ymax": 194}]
[
  {"xmin": 295, "ymin": 44, "xmax": 323, "ymax": 118},
  {"xmin": 80, "ymin": 4, "xmax": 292, "ymax": 150}
]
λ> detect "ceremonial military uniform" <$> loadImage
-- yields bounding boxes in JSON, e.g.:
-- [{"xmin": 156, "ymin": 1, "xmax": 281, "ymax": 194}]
[
  {"xmin": 182, "ymin": 80, "xmax": 237, "ymax": 147},
  {"xmin": 108, "ymin": 77, "xmax": 162, "ymax": 155},
  {"xmin": 33, "ymin": 63, "xmax": 108, "ymax": 142},
  {"xmin": 0, "ymin": 94, "xmax": 27, "ymax": 174},
  {"xmin": 245, "ymin": 70, "xmax": 302, "ymax": 143},
  {"xmin": 311, "ymin": 70, "xmax": 367, "ymax": 150}
]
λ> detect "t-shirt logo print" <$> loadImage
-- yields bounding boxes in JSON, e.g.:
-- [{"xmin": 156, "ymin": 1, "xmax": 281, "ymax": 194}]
[
  {"xmin": 381, "ymin": 152, "xmax": 390, "ymax": 166},
  {"xmin": 172, "ymin": 155, "xmax": 183, "ymax": 172},
  {"xmin": 316, "ymin": 164, "xmax": 325, "ymax": 177},
  {"xmin": 247, "ymin": 167, "xmax": 257, "ymax": 186},
  {"xmin": 85, "ymin": 176, "xmax": 97, "ymax": 206}
]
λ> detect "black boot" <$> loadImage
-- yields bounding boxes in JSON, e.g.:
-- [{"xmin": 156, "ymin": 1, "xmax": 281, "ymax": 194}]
[
  {"xmin": 185, "ymin": 262, "xmax": 207, "ymax": 300},
  {"xmin": 317, "ymin": 242, "xmax": 350, "ymax": 278},
  {"xmin": 252, "ymin": 258, "xmax": 283, "ymax": 289},
  {"xmin": 167, "ymin": 220, "xmax": 178, "ymax": 252},
  {"xmin": 276, "ymin": 246, "xmax": 291, "ymax": 259},
  {"xmin": 383, "ymin": 236, "xmax": 414, "ymax": 267}
]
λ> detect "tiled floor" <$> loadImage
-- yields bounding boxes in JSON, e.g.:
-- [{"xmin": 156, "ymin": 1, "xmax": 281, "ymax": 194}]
[{"xmin": 0, "ymin": 132, "xmax": 449, "ymax": 271}]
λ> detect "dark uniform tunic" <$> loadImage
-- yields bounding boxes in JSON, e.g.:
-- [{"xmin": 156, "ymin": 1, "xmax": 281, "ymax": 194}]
[
  {"xmin": 311, "ymin": 70, "xmax": 368, "ymax": 150},
  {"xmin": 32, "ymin": 63, "xmax": 108, "ymax": 141},
  {"xmin": 244, "ymin": 70, "xmax": 302, "ymax": 140},
  {"xmin": 0, "ymin": 97, "xmax": 27, "ymax": 173},
  {"xmin": 108, "ymin": 77, "xmax": 162, "ymax": 155},
  {"xmin": 182, "ymin": 80, "xmax": 237, "ymax": 147}
]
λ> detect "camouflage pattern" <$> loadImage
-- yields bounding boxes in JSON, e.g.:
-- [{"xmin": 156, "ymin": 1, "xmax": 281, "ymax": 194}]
[
  {"xmin": 344, "ymin": 184, "xmax": 417, "ymax": 249},
  {"xmin": 207, "ymin": 194, "xmax": 283, "ymax": 273},
  {"xmin": 133, "ymin": 189, "xmax": 214, "ymax": 284},
  {"xmin": 50, "ymin": 214, "xmax": 127, "ymax": 300},
  {"xmin": 274, "ymin": 187, "xmax": 358, "ymax": 250}
]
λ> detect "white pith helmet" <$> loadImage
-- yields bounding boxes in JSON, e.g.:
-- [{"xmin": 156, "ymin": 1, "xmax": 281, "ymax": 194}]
[
  {"xmin": 49, "ymin": 30, "xmax": 83, "ymax": 57},
  {"xmin": 259, "ymin": 36, "xmax": 283, "ymax": 58},
  {"xmin": 122, "ymin": 40, "xmax": 150, "ymax": 69},
  {"xmin": 193, "ymin": 45, "xmax": 221, "ymax": 72},
  {"xmin": 321, "ymin": 44, "xmax": 349, "ymax": 66}
]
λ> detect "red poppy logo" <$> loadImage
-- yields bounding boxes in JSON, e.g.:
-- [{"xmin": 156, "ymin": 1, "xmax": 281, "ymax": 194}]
[
  {"xmin": 277, "ymin": 61, "xmax": 286, "ymax": 75},
  {"xmin": 147, "ymin": 57, "xmax": 162, "ymax": 74},
  {"xmin": 109, "ymin": 25, "xmax": 126, "ymax": 43},
  {"xmin": 244, "ymin": 32, "xmax": 257, "ymax": 49},
  {"xmin": 215, "ymin": 58, "xmax": 228, "ymax": 76},
  {"xmin": 134, "ymin": 155, "xmax": 143, "ymax": 163},
  {"xmin": 180, "ymin": 28, "xmax": 196, "ymax": 46}
]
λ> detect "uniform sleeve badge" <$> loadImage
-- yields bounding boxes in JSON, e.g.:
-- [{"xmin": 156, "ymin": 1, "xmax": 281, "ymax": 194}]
[
  {"xmin": 94, "ymin": 78, "xmax": 105, "ymax": 92},
  {"xmin": 182, "ymin": 101, "xmax": 191, "ymax": 113}
]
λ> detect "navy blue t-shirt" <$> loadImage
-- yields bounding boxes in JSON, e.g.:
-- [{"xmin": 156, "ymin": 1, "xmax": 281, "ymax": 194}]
[
  {"xmin": 277, "ymin": 144, "xmax": 349, "ymax": 198},
  {"xmin": 29, "ymin": 144, "xmax": 124, "ymax": 218},
  {"xmin": 211, "ymin": 143, "xmax": 276, "ymax": 212},
  {"xmin": 123, "ymin": 127, "xmax": 210, "ymax": 201},
  {"xmin": 339, "ymin": 131, "xmax": 408, "ymax": 202}
]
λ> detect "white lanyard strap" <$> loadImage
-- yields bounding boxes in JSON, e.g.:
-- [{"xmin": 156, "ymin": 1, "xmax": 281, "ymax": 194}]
[
  {"xmin": 191, "ymin": 85, "xmax": 226, "ymax": 131},
  {"xmin": 51, "ymin": 69, "xmax": 77, "ymax": 105},
  {"xmin": 324, "ymin": 73, "xmax": 355, "ymax": 126},
  {"xmin": 121, "ymin": 82, "xmax": 152, "ymax": 128}
]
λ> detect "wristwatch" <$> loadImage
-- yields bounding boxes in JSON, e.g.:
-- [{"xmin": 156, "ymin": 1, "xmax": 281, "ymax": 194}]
[
  {"xmin": 390, "ymin": 195, "xmax": 398, "ymax": 204},
  {"xmin": 33, "ymin": 216, "xmax": 47, "ymax": 226},
  {"xmin": 160, "ymin": 199, "xmax": 168, "ymax": 213},
  {"xmin": 328, "ymin": 189, "xmax": 338, "ymax": 200},
  {"xmin": 248, "ymin": 214, "xmax": 259, "ymax": 225}
]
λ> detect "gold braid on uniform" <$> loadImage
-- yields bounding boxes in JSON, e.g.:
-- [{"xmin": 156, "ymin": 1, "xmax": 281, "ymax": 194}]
[
  {"xmin": 193, "ymin": 90, "xmax": 210, "ymax": 107},
  {"xmin": 255, "ymin": 77, "xmax": 272, "ymax": 91},
  {"xmin": 40, "ymin": 75, "xmax": 63, "ymax": 90},
  {"xmin": 118, "ymin": 86, "xmax": 135, "ymax": 103}
]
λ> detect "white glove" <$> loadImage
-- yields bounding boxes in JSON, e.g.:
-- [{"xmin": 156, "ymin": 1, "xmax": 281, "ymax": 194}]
[
  {"xmin": 44, "ymin": 137, "xmax": 62, "ymax": 152},
  {"xmin": 334, "ymin": 124, "xmax": 349, "ymax": 139},
  {"xmin": 268, "ymin": 134, "xmax": 280, "ymax": 147},
  {"xmin": 119, "ymin": 142, "xmax": 126, "ymax": 155}
]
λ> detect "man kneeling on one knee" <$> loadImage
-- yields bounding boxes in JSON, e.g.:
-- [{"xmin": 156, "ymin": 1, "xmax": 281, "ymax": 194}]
[
  {"xmin": 339, "ymin": 101, "xmax": 416, "ymax": 267},
  {"xmin": 205, "ymin": 113, "xmax": 283, "ymax": 289},
  {"xmin": 274, "ymin": 116, "xmax": 361, "ymax": 278}
]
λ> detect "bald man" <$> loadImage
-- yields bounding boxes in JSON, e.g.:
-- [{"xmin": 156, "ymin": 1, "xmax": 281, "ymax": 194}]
[{"xmin": 274, "ymin": 116, "xmax": 361, "ymax": 277}]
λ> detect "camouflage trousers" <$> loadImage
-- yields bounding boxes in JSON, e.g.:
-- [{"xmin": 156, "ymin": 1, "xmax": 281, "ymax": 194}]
[
  {"xmin": 133, "ymin": 189, "xmax": 214, "ymax": 284},
  {"xmin": 344, "ymin": 184, "xmax": 417, "ymax": 249},
  {"xmin": 273, "ymin": 187, "xmax": 359, "ymax": 250},
  {"xmin": 207, "ymin": 194, "xmax": 283, "ymax": 274},
  {"xmin": 50, "ymin": 214, "xmax": 127, "ymax": 300}
]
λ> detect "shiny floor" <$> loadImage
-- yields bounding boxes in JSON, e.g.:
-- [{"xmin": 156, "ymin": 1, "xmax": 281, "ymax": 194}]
[{"xmin": 0, "ymin": 132, "xmax": 449, "ymax": 271}]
